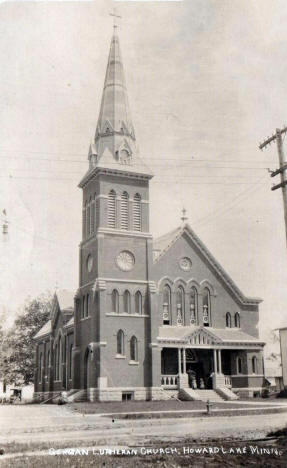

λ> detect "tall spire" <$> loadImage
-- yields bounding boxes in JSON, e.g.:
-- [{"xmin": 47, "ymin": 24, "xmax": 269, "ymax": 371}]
[{"xmin": 89, "ymin": 28, "xmax": 139, "ymax": 170}]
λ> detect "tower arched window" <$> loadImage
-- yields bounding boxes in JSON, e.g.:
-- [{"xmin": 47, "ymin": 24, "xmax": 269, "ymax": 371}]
[
  {"xmin": 202, "ymin": 288, "xmax": 211, "ymax": 327},
  {"xmin": 123, "ymin": 290, "xmax": 131, "ymax": 314},
  {"xmin": 135, "ymin": 291, "xmax": 142, "ymax": 315},
  {"xmin": 121, "ymin": 191, "xmax": 129, "ymax": 230},
  {"xmin": 163, "ymin": 285, "xmax": 171, "ymax": 325},
  {"xmin": 86, "ymin": 294, "xmax": 89, "ymax": 317},
  {"xmin": 87, "ymin": 200, "xmax": 91, "ymax": 237},
  {"xmin": 111, "ymin": 289, "xmax": 119, "ymax": 313},
  {"xmin": 252, "ymin": 356, "xmax": 258, "ymax": 374},
  {"xmin": 108, "ymin": 190, "xmax": 116, "ymax": 228},
  {"xmin": 226, "ymin": 312, "xmax": 231, "ymax": 328},
  {"xmin": 93, "ymin": 194, "xmax": 97, "ymax": 232},
  {"xmin": 176, "ymin": 286, "xmax": 184, "ymax": 326},
  {"xmin": 83, "ymin": 203, "xmax": 87, "ymax": 239},
  {"xmin": 190, "ymin": 287, "xmax": 198, "ymax": 325},
  {"xmin": 130, "ymin": 336, "xmax": 138, "ymax": 362},
  {"xmin": 237, "ymin": 357, "xmax": 242, "ymax": 374},
  {"xmin": 117, "ymin": 330, "xmax": 124, "ymax": 355},
  {"xmin": 133, "ymin": 193, "xmax": 141, "ymax": 231},
  {"xmin": 82, "ymin": 296, "xmax": 85, "ymax": 319},
  {"xmin": 235, "ymin": 312, "xmax": 240, "ymax": 328},
  {"xmin": 91, "ymin": 197, "xmax": 95, "ymax": 234}
]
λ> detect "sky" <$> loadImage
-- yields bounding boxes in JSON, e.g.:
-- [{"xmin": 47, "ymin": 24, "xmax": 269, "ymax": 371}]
[{"xmin": 0, "ymin": 0, "xmax": 287, "ymax": 353}]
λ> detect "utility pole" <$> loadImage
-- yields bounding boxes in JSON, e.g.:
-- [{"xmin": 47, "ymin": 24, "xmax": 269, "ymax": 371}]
[{"xmin": 259, "ymin": 126, "xmax": 287, "ymax": 247}]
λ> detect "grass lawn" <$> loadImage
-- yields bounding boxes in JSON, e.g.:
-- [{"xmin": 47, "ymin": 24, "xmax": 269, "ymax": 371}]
[
  {"xmin": 1, "ymin": 437, "xmax": 286, "ymax": 467},
  {"xmin": 70, "ymin": 399, "xmax": 270, "ymax": 415}
]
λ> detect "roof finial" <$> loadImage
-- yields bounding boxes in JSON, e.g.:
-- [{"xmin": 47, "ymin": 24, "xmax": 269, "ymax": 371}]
[
  {"xmin": 181, "ymin": 207, "xmax": 188, "ymax": 225},
  {"xmin": 2, "ymin": 209, "xmax": 8, "ymax": 235},
  {"xmin": 110, "ymin": 8, "xmax": 121, "ymax": 30}
]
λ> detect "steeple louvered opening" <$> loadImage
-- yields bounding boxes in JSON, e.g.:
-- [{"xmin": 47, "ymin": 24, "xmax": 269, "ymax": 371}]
[
  {"xmin": 121, "ymin": 191, "xmax": 129, "ymax": 230},
  {"xmin": 108, "ymin": 190, "xmax": 117, "ymax": 228},
  {"xmin": 133, "ymin": 193, "xmax": 141, "ymax": 231}
]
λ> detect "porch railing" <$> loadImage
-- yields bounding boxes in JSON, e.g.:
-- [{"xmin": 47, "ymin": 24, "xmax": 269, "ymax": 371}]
[{"xmin": 161, "ymin": 375, "xmax": 178, "ymax": 389}]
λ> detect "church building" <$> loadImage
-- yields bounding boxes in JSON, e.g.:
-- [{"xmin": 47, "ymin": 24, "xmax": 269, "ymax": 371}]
[{"xmin": 34, "ymin": 27, "xmax": 266, "ymax": 402}]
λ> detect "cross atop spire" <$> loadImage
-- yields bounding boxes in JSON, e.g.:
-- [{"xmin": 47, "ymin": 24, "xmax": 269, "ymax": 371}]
[
  {"xmin": 109, "ymin": 8, "xmax": 121, "ymax": 30},
  {"xmin": 181, "ymin": 208, "xmax": 188, "ymax": 224}
]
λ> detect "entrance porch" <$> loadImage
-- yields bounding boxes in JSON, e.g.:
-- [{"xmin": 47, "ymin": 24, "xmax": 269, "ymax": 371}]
[{"xmin": 161, "ymin": 347, "xmax": 232, "ymax": 391}]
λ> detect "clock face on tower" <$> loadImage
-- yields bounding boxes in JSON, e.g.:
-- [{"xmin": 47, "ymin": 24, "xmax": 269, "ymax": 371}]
[{"xmin": 116, "ymin": 250, "xmax": 135, "ymax": 272}]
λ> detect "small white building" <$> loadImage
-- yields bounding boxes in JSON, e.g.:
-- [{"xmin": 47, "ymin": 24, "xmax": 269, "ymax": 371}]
[{"xmin": 277, "ymin": 327, "xmax": 287, "ymax": 389}]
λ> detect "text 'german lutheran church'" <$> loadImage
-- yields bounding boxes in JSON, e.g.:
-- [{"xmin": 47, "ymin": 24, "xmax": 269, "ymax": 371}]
[{"xmin": 34, "ymin": 27, "xmax": 265, "ymax": 402}]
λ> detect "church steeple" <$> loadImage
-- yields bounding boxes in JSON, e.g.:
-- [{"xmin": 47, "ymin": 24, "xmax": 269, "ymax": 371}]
[
  {"xmin": 83, "ymin": 27, "xmax": 152, "ymax": 179},
  {"xmin": 95, "ymin": 28, "xmax": 135, "ymax": 144}
]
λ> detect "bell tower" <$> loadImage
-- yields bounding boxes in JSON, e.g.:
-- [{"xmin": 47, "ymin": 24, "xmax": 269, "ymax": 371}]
[{"xmin": 73, "ymin": 25, "xmax": 155, "ymax": 398}]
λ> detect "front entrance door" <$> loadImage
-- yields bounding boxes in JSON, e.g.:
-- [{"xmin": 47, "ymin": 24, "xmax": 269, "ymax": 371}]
[{"xmin": 186, "ymin": 349, "xmax": 213, "ymax": 389}]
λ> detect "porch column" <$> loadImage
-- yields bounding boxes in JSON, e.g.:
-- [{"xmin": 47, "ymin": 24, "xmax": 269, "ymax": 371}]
[
  {"xmin": 183, "ymin": 348, "xmax": 186, "ymax": 374},
  {"xmin": 218, "ymin": 349, "xmax": 222, "ymax": 374},
  {"xmin": 178, "ymin": 348, "xmax": 182, "ymax": 374},
  {"xmin": 213, "ymin": 349, "xmax": 217, "ymax": 373}
]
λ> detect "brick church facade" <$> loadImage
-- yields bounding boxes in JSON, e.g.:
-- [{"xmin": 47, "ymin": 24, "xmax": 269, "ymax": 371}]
[{"xmin": 34, "ymin": 28, "xmax": 265, "ymax": 402}]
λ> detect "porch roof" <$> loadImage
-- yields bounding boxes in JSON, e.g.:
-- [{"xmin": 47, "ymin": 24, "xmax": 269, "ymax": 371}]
[{"xmin": 157, "ymin": 325, "xmax": 264, "ymax": 347}]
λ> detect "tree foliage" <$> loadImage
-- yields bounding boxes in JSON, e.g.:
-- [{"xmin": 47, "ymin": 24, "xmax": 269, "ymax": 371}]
[{"xmin": 0, "ymin": 293, "xmax": 53, "ymax": 386}]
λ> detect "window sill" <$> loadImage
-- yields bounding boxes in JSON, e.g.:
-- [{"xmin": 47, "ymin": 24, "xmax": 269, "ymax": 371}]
[
  {"xmin": 128, "ymin": 361, "xmax": 139, "ymax": 366},
  {"xmin": 106, "ymin": 313, "xmax": 149, "ymax": 318},
  {"xmin": 80, "ymin": 316, "xmax": 91, "ymax": 321},
  {"xmin": 115, "ymin": 354, "xmax": 126, "ymax": 359}
]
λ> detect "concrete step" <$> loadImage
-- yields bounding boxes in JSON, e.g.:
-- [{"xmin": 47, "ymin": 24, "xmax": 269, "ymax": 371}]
[
  {"xmin": 195, "ymin": 390, "xmax": 225, "ymax": 402},
  {"xmin": 67, "ymin": 389, "xmax": 87, "ymax": 402}
]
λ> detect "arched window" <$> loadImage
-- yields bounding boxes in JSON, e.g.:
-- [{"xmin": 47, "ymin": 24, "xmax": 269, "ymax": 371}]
[
  {"xmin": 133, "ymin": 193, "xmax": 141, "ymax": 231},
  {"xmin": 237, "ymin": 357, "xmax": 242, "ymax": 374},
  {"xmin": 135, "ymin": 291, "xmax": 142, "ymax": 315},
  {"xmin": 82, "ymin": 296, "xmax": 85, "ymax": 319},
  {"xmin": 226, "ymin": 312, "xmax": 231, "ymax": 328},
  {"xmin": 39, "ymin": 352, "xmax": 43, "ymax": 383},
  {"xmin": 58, "ymin": 337, "xmax": 62, "ymax": 381},
  {"xmin": 117, "ymin": 330, "xmax": 124, "ymax": 355},
  {"xmin": 94, "ymin": 194, "xmax": 97, "ymax": 232},
  {"xmin": 190, "ymin": 287, "xmax": 198, "ymax": 325},
  {"xmin": 130, "ymin": 336, "xmax": 138, "ymax": 361},
  {"xmin": 202, "ymin": 288, "xmax": 211, "ymax": 326},
  {"xmin": 112, "ymin": 289, "xmax": 119, "ymax": 313},
  {"xmin": 163, "ymin": 285, "xmax": 171, "ymax": 325},
  {"xmin": 83, "ymin": 203, "xmax": 87, "ymax": 239},
  {"xmin": 54, "ymin": 344, "xmax": 58, "ymax": 380},
  {"xmin": 176, "ymin": 286, "xmax": 184, "ymax": 326},
  {"xmin": 47, "ymin": 350, "xmax": 50, "ymax": 369},
  {"xmin": 87, "ymin": 200, "xmax": 91, "ymax": 236},
  {"xmin": 252, "ymin": 356, "xmax": 258, "ymax": 374},
  {"xmin": 235, "ymin": 312, "xmax": 240, "ymax": 328},
  {"xmin": 86, "ymin": 293, "xmax": 89, "ymax": 317},
  {"xmin": 69, "ymin": 344, "xmax": 73, "ymax": 379},
  {"xmin": 121, "ymin": 191, "xmax": 129, "ymax": 230},
  {"xmin": 91, "ymin": 198, "xmax": 95, "ymax": 234},
  {"xmin": 108, "ymin": 190, "xmax": 116, "ymax": 228},
  {"xmin": 123, "ymin": 290, "xmax": 131, "ymax": 314}
]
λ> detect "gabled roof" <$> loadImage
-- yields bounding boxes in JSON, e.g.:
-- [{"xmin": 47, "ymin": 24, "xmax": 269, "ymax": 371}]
[
  {"xmin": 34, "ymin": 320, "xmax": 51, "ymax": 339},
  {"xmin": 153, "ymin": 223, "xmax": 262, "ymax": 306},
  {"xmin": 56, "ymin": 290, "xmax": 74, "ymax": 312}
]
